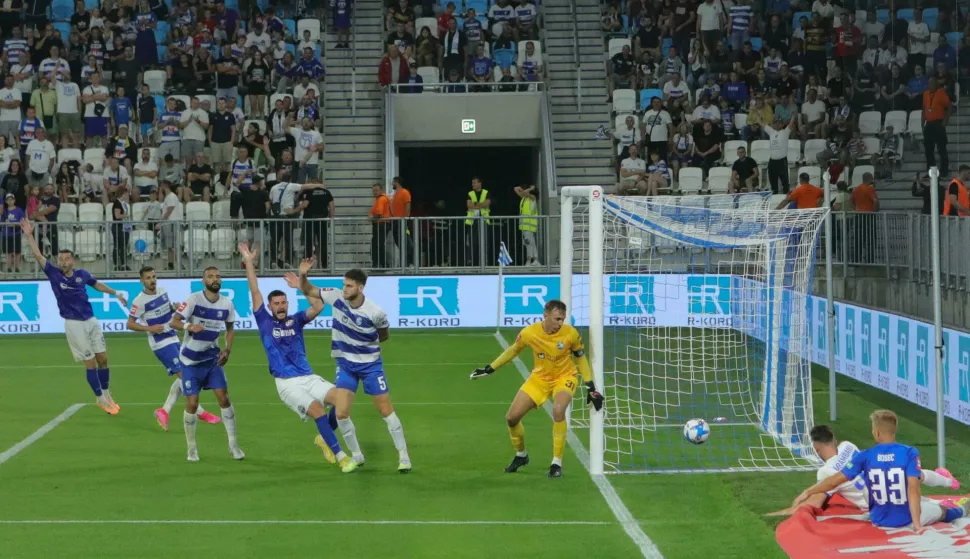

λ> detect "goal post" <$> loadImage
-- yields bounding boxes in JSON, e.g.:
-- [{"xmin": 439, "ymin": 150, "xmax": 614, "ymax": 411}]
[{"xmin": 559, "ymin": 187, "xmax": 828, "ymax": 474}]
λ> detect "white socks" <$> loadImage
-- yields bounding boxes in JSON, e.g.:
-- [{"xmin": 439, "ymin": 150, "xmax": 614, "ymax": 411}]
[
  {"xmin": 923, "ymin": 469, "xmax": 952, "ymax": 487},
  {"xmin": 183, "ymin": 411, "xmax": 197, "ymax": 449},
  {"xmin": 337, "ymin": 417, "xmax": 362, "ymax": 456},
  {"xmin": 551, "ymin": 457, "xmax": 563, "ymax": 467},
  {"xmin": 516, "ymin": 451, "xmax": 528, "ymax": 458},
  {"xmin": 163, "ymin": 380, "xmax": 181, "ymax": 414},
  {"xmin": 383, "ymin": 412, "xmax": 409, "ymax": 460},
  {"xmin": 221, "ymin": 405, "xmax": 238, "ymax": 447}
]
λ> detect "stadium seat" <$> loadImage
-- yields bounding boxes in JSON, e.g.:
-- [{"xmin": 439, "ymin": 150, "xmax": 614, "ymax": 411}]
[
  {"xmin": 678, "ymin": 168, "xmax": 703, "ymax": 193},
  {"xmin": 750, "ymin": 38, "xmax": 762, "ymax": 51},
  {"xmin": 947, "ymin": 32, "xmax": 964, "ymax": 45},
  {"xmin": 883, "ymin": 110, "xmax": 907, "ymax": 134},
  {"xmin": 417, "ymin": 66, "xmax": 439, "ymax": 84},
  {"xmin": 75, "ymin": 229, "xmax": 102, "ymax": 261},
  {"xmin": 862, "ymin": 137, "xmax": 881, "ymax": 158},
  {"xmin": 897, "ymin": 8, "xmax": 913, "ymax": 22},
  {"xmin": 212, "ymin": 200, "xmax": 231, "ymax": 221},
  {"xmin": 787, "ymin": 139, "xmax": 802, "ymax": 163},
  {"xmin": 131, "ymin": 202, "xmax": 151, "ymax": 225},
  {"xmin": 269, "ymin": 93, "xmax": 293, "ymax": 109},
  {"xmin": 876, "ymin": 9, "xmax": 890, "ymax": 24},
  {"xmin": 855, "ymin": 10, "xmax": 866, "ymax": 24},
  {"xmin": 171, "ymin": 94, "xmax": 191, "ymax": 111},
  {"xmin": 707, "ymin": 167, "xmax": 732, "ymax": 194},
  {"xmin": 851, "ymin": 165, "xmax": 875, "ymax": 186},
  {"xmin": 78, "ymin": 202, "xmax": 103, "ymax": 227},
  {"xmin": 612, "ymin": 89, "xmax": 636, "ymax": 114},
  {"xmin": 908, "ymin": 111, "xmax": 923, "ymax": 139},
  {"xmin": 185, "ymin": 201, "xmax": 211, "ymax": 221},
  {"xmin": 211, "ymin": 228, "xmax": 235, "ymax": 259},
  {"xmin": 58, "ymin": 148, "xmax": 82, "ymax": 166},
  {"xmin": 415, "ymin": 17, "xmax": 437, "ymax": 38},
  {"xmin": 639, "ymin": 88, "xmax": 663, "ymax": 111},
  {"xmin": 733, "ymin": 112, "xmax": 747, "ymax": 131},
  {"xmin": 608, "ymin": 38, "xmax": 630, "ymax": 59},
  {"xmin": 750, "ymin": 140, "xmax": 771, "ymax": 165},
  {"xmin": 284, "ymin": 43, "xmax": 296, "ymax": 57},
  {"xmin": 183, "ymin": 229, "xmax": 210, "ymax": 256},
  {"xmin": 895, "ymin": 136, "xmax": 906, "ymax": 162},
  {"xmin": 52, "ymin": 21, "xmax": 70, "ymax": 40},
  {"xmin": 157, "ymin": 45, "xmax": 167, "ymax": 63},
  {"xmin": 51, "ymin": 0, "xmax": 72, "ymax": 20},
  {"xmin": 858, "ymin": 111, "xmax": 882, "ymax": 135},
  {"xmin": 621, "ymin": 15, "xmax": 629, "ymax": 34},
  {"xmin": 143, "ymin": 70, "xmax": 167, "ymax": 94},
  {"xmin": 155, "ymin": 21, "xmax": 170, "ymax": 44},
  {"xmin": 923, "ymin": 8, "xmax": 938, "ymax": 30},
  {"xmin": 297, "ymin": 18, "xmax": 321, "ymax": 43},
  {"xmin": 792, "ymin": 11, "xmax": 811, "ymax": 28},
  {"xmin": 57, "ymin": 229, "xmax": 75, "ymax": 254},
  {"xmin": 797, "ymin": 166, "xmax": 822, "ymax": 186},
  {"xmin": 614, "ymin": 113, "xmax": 638, "ymax": 130},
  {"xmin": 722, "ymin": 140, "xmax": 747, "ymax": 165},
  {"xmin": 803, "ymin": 139, "xmax": 827, "ymax": 163},
  {"xmin": 130, "ymin": 230, "xmax": 155, "ymax": 260},
  {"xmin": 153, "ymin": 95, "xmax": 165, "ymax": 117},
  {"xmin": 769, "ymin": 194, "xmax": 789, "ymax": 208},
  {"xmin": 282, "ymin": 18, "xmax": 297, "ymax": 38},
  {"xmin": 661, "ymin": 37, "xmax": 672, "ymax": 57},
  {"xmin": 169, "ymin": 201, "xmax": 184, "ymax": 221},
  {"xmin": 59, "ymin": 202, "xmax": 78, "ymax": 222},
  {"xmin": 516, "ymin": 41, "xmax": 541, "ymax": 66},
  {"xmin": 84, "ymin": 0, "xmax": 98, "ymax": 8},
  {"xmin": 83, "ymin": 148, "xmax": 104, "ymax": 173},
  {"xmin": 493, "ymin": 48, "xmax": 515, "ymax": 69}
]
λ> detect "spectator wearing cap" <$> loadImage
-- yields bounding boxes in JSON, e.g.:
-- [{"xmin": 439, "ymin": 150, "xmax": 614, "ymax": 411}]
[
  {"xmin": 2, "ymin": 191, "xmax": 24, "ymax": 272},
  {"xmin": 656, "ymin": 46, "xmax": 684, "ymax": 89},
  {"xmin": 105, "ymin": 124, "xmax": 137, "ymax": 176},
  {"xmin": 403, "ymin": 61, "xmax": 425, "ymax": 94},
  {"xmin": 379, "ymin": 44, "xmax": 411, "ymax": 87},
  {"xmin": 766, "ymin": 114, "xmax": 796, "ymax": 194},
  {"xmin": 208, "ymin": 98, "xmax": 236, "ymax": 173}
]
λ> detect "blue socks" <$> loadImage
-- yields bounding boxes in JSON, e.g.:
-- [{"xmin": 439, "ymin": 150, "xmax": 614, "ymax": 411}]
[
  {"xmin": 85, "ymin": 369, "xmax": 102, "ymax": 396},
  {"xmin": 97, "ymin": 368, "xmax": 110, "ymax": 390},
  {"xmin": 944, "ymin": 506, "xmax": 964, "ymax": 523},
  {"xmin": 328, "ymin": 406, "xmax": 338, "ymax": 430},
  {"xmin": 315, "ymin": 415, "xmax": 343, "ymax": 456}
]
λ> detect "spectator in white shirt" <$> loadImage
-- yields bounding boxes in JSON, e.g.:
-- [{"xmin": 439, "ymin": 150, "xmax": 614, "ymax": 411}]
[
  {"xmin": 811, "ymin": 0, "xmax": 835, "ymax": 24},
  {"xmin": 179, "ymin": 97, "xmax": 209, "ymax": 167},
  {"xmin": 662, "ymin": 72, "xmax": 691, "ymax": 117},
  {"xmin": 607, "ymin": 114, "xmax": 642, "ymax": 166},
  {"xmin": 617, "ymin": 143, "xmax": 647, "ymax": 194},
  {"xmin": 10, "ymin": 52, "xmax": 35, "ymax": 107},
  {"xmin": 908, "ymin": 9, "xmax": 931, "ymax": 56},
  {"xmin": 245, "ymin": 22, "xmax": 272, "ymax": 53},
  {"xmin": 102, "ymin": 156, "xmax": 130, "ymax": 203},
  {"xmin": 0, "ymin": 75, "xmax": 21, "ymax": 145},
  {"xmin": 268, "ymin": 178, "xmax": 303, "ymax": 267},
  {"xmin": 286, "ymin": 115, "xmax": 324, "ymax": 182},
  {"xmin": 696, "ymin": 0, "xmax": 724, "ymax": 55},
  {"xmin": 25, "ymin": 127, "xmax": 56, "ymax": 187},
  {"xmin": 54, "ymin": 76, "xmax": 82, "ymax": 148},
  {"xmin": 133, "ymin": 147, "xmax": 159, "ymax": 197},
  {"xmin": 800, "ymin": 88, "xmax": 827, "ymax": 141},
  {"xmin": 690, "ymin": 94, "xmax": 720, "ymax": 131},
  {"xmin": 158, "ymin": 180, "xmax": 180, "ymax": 269},
  {"xmin": 39, "ymin": 45, "xmax": 70, "ymax": 82},
  {"xmin": 862, "ymin": 10, "xmax": 884, "ymax": 43}
]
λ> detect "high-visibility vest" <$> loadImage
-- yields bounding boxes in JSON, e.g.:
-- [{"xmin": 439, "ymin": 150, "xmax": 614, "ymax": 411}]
[
  {"xmin": 465, "ymin": 189, "xmax": 491, "ymax": 225},
  {"xmin": 519, "ymin": 197, "xmax": 537, "ymax": 232},
  {"xmin": 943, "ymin": 179, "xmax": 969, "ymax": 217}
]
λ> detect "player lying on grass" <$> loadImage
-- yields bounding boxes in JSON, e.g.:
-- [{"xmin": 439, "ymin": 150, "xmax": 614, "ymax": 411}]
[
  {"xmin": 285, "ymin": 266, "xmax": 412, "ymax": 473},
  {"xmin": 766, "ymin": 423, "xmax": 959, "ymax": 516},
  {"xmin": 470, "ymin": 300, "xmax": 604, "ymax": 478},
  {"xmin": 21, "ymin": 218, "xmax": 126, "ymax": 415},
  {"xmin": 126, "ymin": 266, "xmax": 221, "ymax": 430},
  {"xmin": 241, "ymin": 248, "xmax": 357, "ymax": 473},
  {"xmin": 793, "ymin": 410, "xmax": 969, "ymax": 531}
]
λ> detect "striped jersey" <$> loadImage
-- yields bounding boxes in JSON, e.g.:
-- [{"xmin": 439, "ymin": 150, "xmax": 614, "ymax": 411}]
[
  {"xmin": 488, "ymin": 3, "xmax": 515, "ymax": 21},
  {"xmin": 515, "ymin": 3, "xmax": 536, "ymax": 25},
  {"xmin": 231, "ymin": 158, "xmax": 255, "ymax": 190},
  {"xmin": 176, "ymin": 291, "xmax": 236, "ymax": 365},
  {"xmin": 159, "ymin": 111, "xmax": 182, "ymax": 142},
  {"xmin": 729, "ymin": 5, "xmax": 752, "ymax": 32},
  {"xmin": 320, "ymin": 289, "xmax": 389, "ymax": 374},
  {"xmin": 129, "ymin": 288, "xmax": 180, "ymax": 351},
  {"xmin": 3, "ymin": 38, "xmax": 27, "ymax": 66}
]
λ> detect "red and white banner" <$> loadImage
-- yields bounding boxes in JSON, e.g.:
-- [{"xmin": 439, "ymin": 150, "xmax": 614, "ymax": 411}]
[{"xmin": 776, "ymin": 495, "xmax": 970, "ymax": 558}]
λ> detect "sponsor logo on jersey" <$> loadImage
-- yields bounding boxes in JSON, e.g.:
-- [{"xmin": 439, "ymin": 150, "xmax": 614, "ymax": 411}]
[
  {"xmin": 556, "ymin": 341, "xmax": 564, "ymax": 350},
  {"xmin": 190, "ymin": 279, "xmax": 251, "ymax": 320}
]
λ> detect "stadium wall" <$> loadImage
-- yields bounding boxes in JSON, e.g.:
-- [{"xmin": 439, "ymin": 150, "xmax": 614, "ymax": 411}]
[
  {"xmin": 391, "ymin": 92, "xmax": 542, "ymax": 141},
  {"xmin": 2, "ymin": 275, "xmax": 967, "ymax": 426}
]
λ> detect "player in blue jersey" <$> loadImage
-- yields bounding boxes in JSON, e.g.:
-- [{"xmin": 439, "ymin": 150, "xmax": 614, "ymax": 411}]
[
  {"xmin": 240, "ymin": 246, "xmax": 357, "ymax": 473},
  {"xmin": 126, "ymin": 266, "xmax": 221, "ymax": 431},
  {"xmin": 170, "ymin": 266, "xmax": 243, "ymax": 462},
  {"xmin": 21, "ymin": 218, "xmax": 127, "ymax": 415},
  {"xmin": 285, "ymin": 267, "xmax": 412, "ymax": 473},
  {"xmin": 797, "ymin": 410, "xmax": 970, "ymax": 531}
]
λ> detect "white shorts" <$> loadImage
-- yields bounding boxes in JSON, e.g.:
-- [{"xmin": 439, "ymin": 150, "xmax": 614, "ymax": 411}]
[
  {"xmin": 65, "ymin": 318, "xmax": 107, "ymax": 362},
  {"xmin": 275, "ymin": 375, "xmax": 335, "ymax": 420}
]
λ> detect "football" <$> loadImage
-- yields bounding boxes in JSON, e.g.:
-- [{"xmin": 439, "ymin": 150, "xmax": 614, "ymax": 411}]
[{"xmin": 683, "ymin": 419, "xmax": 710, "ymax": 445}]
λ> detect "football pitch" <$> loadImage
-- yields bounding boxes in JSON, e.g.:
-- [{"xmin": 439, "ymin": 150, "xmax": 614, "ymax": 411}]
[{"xmin": 0, "ymin": 329, "xmax": 967, "ymax": 559}]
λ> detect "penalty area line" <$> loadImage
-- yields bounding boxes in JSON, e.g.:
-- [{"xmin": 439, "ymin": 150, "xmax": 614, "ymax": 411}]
[
  {"xmin": 0, "ymin": 519, "xmax": 613, "ymax": 526},
  {"xmin": 0, "ymin": 404, "xmax": 85, "ymax": 465},
  {"xmin": 493, "ymin": 333, "xmax": 665, "ymax": 559}
]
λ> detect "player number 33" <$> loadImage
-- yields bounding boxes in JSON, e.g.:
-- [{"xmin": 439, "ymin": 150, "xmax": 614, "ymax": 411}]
[{"xmin": 868, "ymin": 467, "xmax": 906, "ymax": 505}]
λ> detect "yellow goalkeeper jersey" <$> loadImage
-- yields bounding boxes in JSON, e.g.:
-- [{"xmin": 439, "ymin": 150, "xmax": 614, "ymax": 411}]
[{"xmin": 512, "ymin": 322, "xmax": 585, "ymax": 382}]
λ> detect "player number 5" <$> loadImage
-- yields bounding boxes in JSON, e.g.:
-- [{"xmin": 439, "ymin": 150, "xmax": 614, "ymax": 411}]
[
  {"xmin": 868, "ymin": 467, "xmax": 906, "ymax": 505},
  {"xmin": 378, "ymin": 375, "xmax": 387, "ymax": 391}
]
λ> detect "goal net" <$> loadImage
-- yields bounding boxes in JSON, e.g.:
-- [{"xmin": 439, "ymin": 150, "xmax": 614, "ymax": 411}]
[{"xmin": 561, "ymin": 188, "xmax": 828, "ymax": 474}]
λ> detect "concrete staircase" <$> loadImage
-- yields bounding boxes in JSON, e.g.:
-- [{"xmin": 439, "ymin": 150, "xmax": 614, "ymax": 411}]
[
  {"xmin": 321, "ymin": 0, "xmax": 386, "ymax": 266},
  {"xmin": 542, "ymin": 0, "xmax": 615, "ymax": 189}
]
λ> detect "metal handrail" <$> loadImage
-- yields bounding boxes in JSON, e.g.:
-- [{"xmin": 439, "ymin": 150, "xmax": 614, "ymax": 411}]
[
  {"xmin": 351, "ymin": 0, "xmax": 358, "ymax": 116},
  {"xmin": 569, "ymin": 0, "xmax": 581, "ymax": 112},
  {"xmin": 384, "ymin": 81, "xmax": 546, "ymax": 93},
  {"xmin": 540, "ymin": 90, "xmax": 558, "ymax": 197}
]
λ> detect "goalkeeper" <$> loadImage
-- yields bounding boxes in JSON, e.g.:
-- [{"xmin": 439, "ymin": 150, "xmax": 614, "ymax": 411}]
[{"xmin": 470, "ymin": 300, "xmax": 604, "ymax": 478}]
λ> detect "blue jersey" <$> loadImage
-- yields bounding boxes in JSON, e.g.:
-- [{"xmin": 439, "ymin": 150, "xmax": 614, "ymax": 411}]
[
  {"xmin": 112, "ymin": 98, "xmax": 133, "ymax": 127},
  {"xmin": 840, "ymin": 442, "xmax": 922, "ymax": 528},
  {"xmin": 471, "ymin": 56, "xmax": 492, "ymax": 77},
  {"xmin": 43, "ymin": 261, "xmax": 97, "ymax": 320},
  {"xmin": 18, "ymin": 117, "xmax": 41, "ymax": 147},
  {"xmin": 254, "ymin": 306, "xmax": 312, "ymax": 378}
]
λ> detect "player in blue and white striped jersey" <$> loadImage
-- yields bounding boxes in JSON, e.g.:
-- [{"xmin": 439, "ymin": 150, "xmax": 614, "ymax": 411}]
[
  {"xmin": 170, "ymin": 267, "xmax": 243, "ymax": 462},
  {"xmin": 286, "ymin": 268, "xmax": 412, "ymax": 472},
  {"xmin": 126, "ymin": 266, "xmax": 221, "ymax": 432}
]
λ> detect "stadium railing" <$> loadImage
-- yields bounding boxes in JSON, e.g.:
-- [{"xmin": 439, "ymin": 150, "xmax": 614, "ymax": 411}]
[{"xmin": 383, "ymin": 82, "xmax": 546, "ymax": 94}]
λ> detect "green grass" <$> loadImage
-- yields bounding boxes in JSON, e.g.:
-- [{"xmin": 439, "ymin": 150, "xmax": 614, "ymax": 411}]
[{"xmin": 0, "ymin": 329, "xmax": 967, "ymax": 559}]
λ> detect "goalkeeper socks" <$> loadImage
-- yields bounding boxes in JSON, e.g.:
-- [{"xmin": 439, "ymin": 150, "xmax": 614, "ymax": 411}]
[
  {"xmin": 85, "ymin": 368, "xmax": 103, "ymax": 397},
  {"xmin": 922, "ymin": 469, "xmax": 952, "ymax": 487},
  {"xmin": 383, "ymin": 412, "xmax": 409, "ymax": 459},
  {"xmin": 337, "ymin": 417, "xmax": 362, "ymax": 456},
  {"xmin": 508, "ymin": 422, "xmax": 526, "ymax": 454},
  {"xmin": 97, "ymin": 368, "xmax": 110, "ymax": 390},
  {"xmin": 221, "ymin": 405, "xmax": 238, "ymax": 447},
  {"xmin": 163, "ymin": 379, "xmax": 182, "ymax": 414},
  {"xmin": 552, "ymin": 421, "xmax": 567, "ymax": 462},
  {"xmin": 183, "ymin": 411, "xmax": 198, "ymax": 448},
  {"xmin": 315, "ymin": 414, "xmax": 343, "ymax": 457}
]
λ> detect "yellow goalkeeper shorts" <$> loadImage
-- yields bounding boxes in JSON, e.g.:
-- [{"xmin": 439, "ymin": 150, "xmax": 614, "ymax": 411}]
[{"xmin": 520, "ymin": 374, "xmax": 579, "ymax": 407}]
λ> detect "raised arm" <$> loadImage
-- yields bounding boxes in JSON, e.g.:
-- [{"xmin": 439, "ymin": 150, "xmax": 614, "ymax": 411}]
[
  {"xmin": 93, "ymin": 281, "xmax": 128, "ymax": 307},
  {"xmin": 295, "ymin": 257, "xmax": 325, "ymax": 321},
  {"xmin": 19, "ymin": 218, "xmax": 46, "ymax": 267},
  {"xmin": 238, "ymin": 242, "xmax": 263, "ymax": 312},
  {"xmin": 469, "ymin": 333, "xmax": 528, "ymax": 379}
]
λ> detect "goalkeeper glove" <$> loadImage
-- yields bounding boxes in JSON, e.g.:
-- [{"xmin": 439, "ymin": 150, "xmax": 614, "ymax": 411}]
[
  {"xmin": 585, "ymin": 382, "xmax": 604, "ymax": 411},
  {"xmin": 469, "ymin": 365, "xmax": 495, "ymax": 380}
]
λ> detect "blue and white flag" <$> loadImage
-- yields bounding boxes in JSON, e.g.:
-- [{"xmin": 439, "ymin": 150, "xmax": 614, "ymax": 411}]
[{"xmin": 497, "ymin": 242, "xmax": 513, "ymax": 266}]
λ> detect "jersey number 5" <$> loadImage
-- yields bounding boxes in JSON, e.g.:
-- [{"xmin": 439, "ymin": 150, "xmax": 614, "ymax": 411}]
[{"xmin": 868, "ymin": 467, "xmax": 907, "ymax": 505}]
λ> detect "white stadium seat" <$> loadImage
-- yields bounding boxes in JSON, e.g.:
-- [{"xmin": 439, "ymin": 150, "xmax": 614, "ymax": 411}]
[
  {"xmin": 739, "ymin": 195, "xmax": 765, "ymax": 211},
  {"xmin": 212, "ymin": 200, "xmax": 231, "ymax": 221},
  {"xmin": 211, "ymin": 228, "xmax": 236, "ymax": 259},
  {"xmin": 183, "ymin": 229, "xmax": 210, "ymax": 256},
  {"xmin": 883, "ymin": 110, "xmax": 908, "ymax": 134},
  {"xmin": 612, "ymin": 89, "xmax": 636, "ymax": 114},
  {"xmin": 851, "ymin": 165, "xmax": 876, "ymax": 186},
  {"xmin": 858, "ymin": 111, "xmax": 882, "ymax": 135},
  {"xmin": 84, "ymin": 148, "xmax": 104, "ymax": 173},
  {"xmin": 862, "ymin": 137, "xmax": 881, "ymax": 158},
  {"xmin": 417, "ymin": 66, "xmax": 439, "ymax": 85},
  {"xmin": 129, "ymin": 230, "xmax": 155, "ymax": 260},
  {"xmin": 908, "ymin": 111, "xmax": 923, "ymax": 139},
  {"xmin": 796, "ymin": 166, "xmax": 821, "ymax": 186},
  {"xmin": 131, "ymin": 202, "xmax": 151, "ymax": 225},
  {"xmin": 59, "ymin": 202, "xmax": 78, "ymax": 223},
  {"xmin": 769, "ymin": 193, "xmax": 789, "ymax": 208},
  {"xmin": 787, "ymin": 139, "xmax": 802, "ymax": 163},
  {"xmin": 297, "ymin": 18, "xmax": 321, "ymax": 43},
  {"xmin": 75, "ymin": 229, "xmax": 102, "ymax": 261},
  {"xmin": 185, "ymin": 201, "xmax": 211, "ymax": 221},
  {"xmin": 58, "ymin": 149, "xmax": 83, "ymax": 166},
  {"xmin": 143, "ymin": 70, "xmax": 167, "ymax": 94},
  {"xmin": 722, "ymin": 140, "xmax": 747, "ymax": 165},
  {"xmin": 677, "ymin": 168, "xmax": 703, "ymax": 193},
  {"xmin": 78, "ymin": 203, "xmax": 104, "ymax": 228},
  {"xmin": 608, "ymin": 38, "xmax": 630, "ymax": 59},
  {"xmin": 707, "ymin": 167, "xmax": 732, "ymax": 194},
  {"xmin": 803, "ymin": 139, "xmax": 827, "ymax": 163},
  {"xmin": 57, "ymin": 228, "xmax": 75, "ymax": 254},
  {"xmin": 750, "ymin": 140, "xmax": 771, "ymax": 165},
  {"xmin": 415, "ymin": 17, "xmax": 438, "ymax": 38},
  {"xmin": 614, "ymin": 113, "xmax": 638, "ymax": 130}
]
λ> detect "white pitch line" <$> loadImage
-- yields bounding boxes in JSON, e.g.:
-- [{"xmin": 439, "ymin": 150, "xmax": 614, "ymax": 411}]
[
  {"xmin": 0, "ymin": 519, "xmax": 612, "ymax": 526},
  {"xmin": 0, "ymin": 362, "xmax": 483, "ymax": 371},
  {"xmin": 0, "ymin": 404, "xmax": 85, "ymax": 465},
  {"xmin": 493, "ymin": 333, "xmax": 665, "ymax": 559},
  {"xmin": 115, "ymin": 402, "xmax": 510, "ymax": 406}
]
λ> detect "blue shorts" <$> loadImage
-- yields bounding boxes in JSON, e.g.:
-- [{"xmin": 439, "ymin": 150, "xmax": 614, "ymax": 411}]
[
  {"xmin": 85, "ymin": 116, "xmax": 108, "ymax": 137},
  {"xmin": 335, "ymin": 366, "xmax": 388, "ymax": 396},
  {"xmin": 180, "ymin": 361, "xmax": 228, "ymax": 396},
  {"xmin": 153, "ymin": 344, "xmax": 182, "ymax": 375},
  {"xmin": 140, "ymin": 123, "xmax": 153, "ymax": 139}
]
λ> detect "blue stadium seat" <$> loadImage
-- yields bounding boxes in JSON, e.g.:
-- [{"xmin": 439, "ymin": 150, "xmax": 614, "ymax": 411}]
[
  {"xmin": 493, "ymin": 48, "xmax": 515, "ymax": 69},
  {"xmin": 946, "ymin": 32, "xmax": 964, "ymax": 44},
  {"xmin": 897, "ymin": 8, "xmax": 913, "ymax": 22},
  {"xmin": 283, "ymin": 18, "xmax": 297, "ymax": 38},
  {"xmin": 640, "ymin": 88, "xmax": 663, "ymax": 111},
  {"xmin": 155, "ymin": 21, "xmax": 170, "ymax": 44},
  {"xmin": 923, "ymin": 8, "xmax": 938, "ymax": 31},
  {"xmin": 750, "ymin": 37, "xmax": 762, "ymax": 51},
  {"xmin": 257, "ymin": 0, "xmax": 269, "ymax": 10},
  {"xmin": 154, "ymin": 95, "xmax": 165, "ymax": 114},
  {"xmin": 225, "ymin": 0, "xmax": 239, "ymax": 9},
  {"xmin": 156, "ymin": 45, "xmax": 167, "ymax": 63},
  {"xmin": 792, "ymin": 11, "xmax": 811, "ymax": 28},
  {"xmin": 285, "ymin": 43, "xmax": 296, "ymax": 56},
  {"xmin": 621, "ymin": 15, "xmax": 629, "ymax": 34},
  {"xmin": 51, "ymin": 0, "xmax": 72, "ymax": 20},
  {"xmin": 661, "ymin": 37, "xmax": 672, "ymax": 57},
  {"xmin": 163, "ymin": 0, "xmax": 173, "ymax": 7},
  {"xmin": 465, "ymin": 0, "xmax": 487, "ymax": 14},
  {"xmin": 52, "ymin": 21, "xmax": 71, "ymax": 40},
  {"xmin": 876, "ymin": 9, "xmax": 890, "ymax": 24},
  {"xmin": 83, "ymin": 0, "xmax": 98, "ymax": 9}
]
